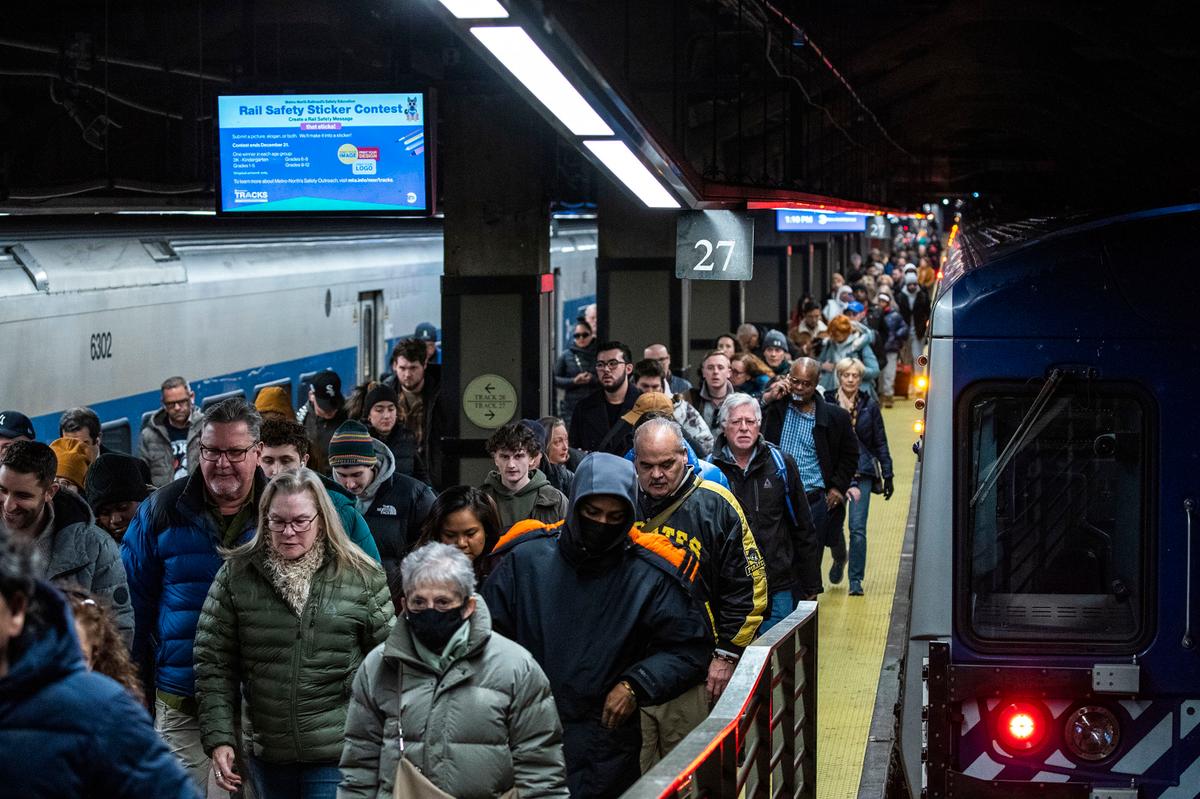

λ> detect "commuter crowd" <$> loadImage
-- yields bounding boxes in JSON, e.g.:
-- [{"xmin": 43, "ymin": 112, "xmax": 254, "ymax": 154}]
[{"xmin": 0, "ymin": 231, "xmax": 935, "ymax": 799}]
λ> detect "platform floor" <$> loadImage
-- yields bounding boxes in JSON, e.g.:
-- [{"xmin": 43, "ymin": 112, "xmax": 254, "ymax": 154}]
[{"xmin": 816, "ymin": 399, "xmax": 919, "ymax": 799}]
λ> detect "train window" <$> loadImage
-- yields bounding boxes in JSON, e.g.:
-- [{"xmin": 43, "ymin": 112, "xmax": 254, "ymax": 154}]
[
  {"xmin": 964, "ymin": 384, "xmax": 1150, "ymax": 647},
  {"xmin": 100, "ymin": 418, "xmax": 132, "ymax": 455},
  {"xmin": 200, "ymin": 389, "xmax": 245, "ymax": 410}
]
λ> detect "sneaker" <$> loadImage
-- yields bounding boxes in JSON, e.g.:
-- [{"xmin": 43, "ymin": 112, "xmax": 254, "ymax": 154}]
[
  {"xmin": 829, "ymin": 558, "xmax": 846, "ymax": 585},
  {"xmin": 849, "ymin": 580, "xmax": 864, "ymax": 596}
]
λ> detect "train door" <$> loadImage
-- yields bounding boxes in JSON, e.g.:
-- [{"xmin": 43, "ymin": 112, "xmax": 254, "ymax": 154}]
[{"xmin": 356, "ymin": 291, "xmax": 384, "ymax": 386}]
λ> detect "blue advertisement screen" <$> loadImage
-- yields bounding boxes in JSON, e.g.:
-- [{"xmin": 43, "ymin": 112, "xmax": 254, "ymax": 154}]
[
  {"xmin": 775, "ymin": 210, "xmax": 867, "ymax": 232},
  {"xmin": 217, "ymin": 93, "xmax": 428, "ymax": 213}
]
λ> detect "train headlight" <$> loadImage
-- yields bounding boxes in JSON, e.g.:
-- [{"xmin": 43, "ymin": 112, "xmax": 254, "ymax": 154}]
[
  {"xmin": 1063, "ymin": 706, "xmax": 1120, "ymax": 761},
  {"xmin": 995, "ymin": 702, "xmax": 1047, "ymax": 754}
]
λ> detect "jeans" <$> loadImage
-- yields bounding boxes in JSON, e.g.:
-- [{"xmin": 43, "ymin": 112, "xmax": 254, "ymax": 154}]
[
  {"xmin": 760, "ymin": 589, "xmax": 797, "ymax": 633},
  {"xmin": 247, "ymin": 759, "xmax": 341, "ymax": 799},
  {"xmin": 847, "ymin": 478, "xmax": 874, "ymax": 582},
  {"xmin": 881, "ymin": 352, "xmax": 898, "ymax": 396}
]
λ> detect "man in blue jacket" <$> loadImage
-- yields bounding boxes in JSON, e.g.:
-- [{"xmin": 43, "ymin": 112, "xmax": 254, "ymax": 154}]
[
  {"xmin": 483, "ymin": 453, "xmax": 710, "ymax": 798},
  {"xmin": 122, "ymin": 397, "xmax": 266, "ymax": 794},
  {"xmin": 1, "ymin": 526, "xmax": 197, "ymax": 798}
]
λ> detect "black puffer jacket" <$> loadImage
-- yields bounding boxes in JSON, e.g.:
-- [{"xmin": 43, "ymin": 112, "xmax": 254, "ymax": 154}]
[
  {"xmin": 553, "ymin": 341, "xmax": 598, "ymax": 425},
  {"xmin": 711, "ymin": 435, "xmax": 821, "ymax": 596},
  {"xmin": 368, "ymin": 423, "xmax": 429, "ymax": 484},
  {"xmin": 636, "ymin": 471, "xmax": 768, "ymax": 654},
  {"xmin": 482, "ymin": 453, "xmax": 710, "ymax": 799}
]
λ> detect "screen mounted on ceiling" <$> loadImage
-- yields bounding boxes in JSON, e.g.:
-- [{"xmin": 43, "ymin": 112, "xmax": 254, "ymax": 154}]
[
  {"xmin": 216, "ymin": 92, "xmax": 431, "ymax": 215},
  {"xmin": 775, "ymin": 209, "xmax": 867, "ymax": 232}
]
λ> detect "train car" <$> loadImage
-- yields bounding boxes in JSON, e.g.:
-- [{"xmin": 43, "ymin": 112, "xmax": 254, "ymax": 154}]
[
  {"xmin": 0, "ymin": 217, "xmax": 596, "ymax": 453},
  {"xmin": 893, "ymin": 205, "xmax": 1200, "ymax": 798}
]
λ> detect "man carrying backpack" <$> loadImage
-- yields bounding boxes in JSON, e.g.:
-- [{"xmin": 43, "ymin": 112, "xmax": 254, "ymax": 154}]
[{"xmin": 711, "ymin": 393, "xmax": 819, "ymax": 629}]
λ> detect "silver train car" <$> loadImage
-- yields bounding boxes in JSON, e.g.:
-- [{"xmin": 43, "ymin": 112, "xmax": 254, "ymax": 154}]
[{"xmin": 0, "ymin": 217, "xmax": 597, "ymax": 452}]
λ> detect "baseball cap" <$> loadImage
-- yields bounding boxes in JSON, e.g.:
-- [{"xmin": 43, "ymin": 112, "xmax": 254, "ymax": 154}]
[
  {"xmin": 762, "ymin": 329, "xmax": 789, "ymax": 351},
  {"xmin": 0, "ymin": 410, "xmax": 36, "ymax": 441},
  {"xmin": 620, "ymin": 392, "xmax": 675, "ymax": 426},
  {"xmin": 845, "ymin": 301, "xmax": 865, "ymax": 315},
  {"xmin": 414, "ymin": 322, "xmax": 438, "ymax": 342},
  {"xmin": 309, "ymin": 370, "xmax": 343, "ymax": 413}
]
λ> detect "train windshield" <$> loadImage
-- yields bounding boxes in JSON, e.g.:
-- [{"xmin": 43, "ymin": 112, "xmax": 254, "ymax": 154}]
[{"xmin": 965, "ymin": 386, "xmax": 1148, "ymax": 645}]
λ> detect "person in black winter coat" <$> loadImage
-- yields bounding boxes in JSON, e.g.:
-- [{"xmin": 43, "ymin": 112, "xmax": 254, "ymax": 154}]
[
  {"xmin": 711, "ymin": 394, "xmax": 821, "ymax": 616},
  {"xmin": 825, "ymin": 359, "xmax": 894, "ymax": 595},
  {"xmin": 328, "ymin": 422, "xmax": 435, "ymax": 607},
  {"xmin": 0, "ymin": 531, "xmax": 197, "ymax": 799},
  {"xmin": 553, "ymin": 320, "xmax": 599, "ymax": 426},
  {"xmin": 761, "ymin": 359, "xmax": 861, "ymax": 590},
  {"xmin": 569, "ymin": 341, "xmax": 642, "ymax": 454},
  {"xmin": 482, "ymin": 453, "xmax": 710, "ymax": 799},
  {"xmin": 359, "ymin": 382, "xmax": 429, "ymax": 484}
]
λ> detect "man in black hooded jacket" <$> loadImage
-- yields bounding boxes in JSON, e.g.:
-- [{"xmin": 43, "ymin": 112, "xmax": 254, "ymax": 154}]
[{"xmin": 482, "ymin": 452, "xmax": 710, "ymax": 798}]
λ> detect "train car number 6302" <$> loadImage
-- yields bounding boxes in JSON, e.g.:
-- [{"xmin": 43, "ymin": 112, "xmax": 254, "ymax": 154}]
[{"xmin": 90, "ymin": 332, "xmax": 114, "ymax": 360}]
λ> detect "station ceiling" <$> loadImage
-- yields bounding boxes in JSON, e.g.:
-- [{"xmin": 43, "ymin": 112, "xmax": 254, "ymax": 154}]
[{"xmin": 1, "ymin": 1, "xmax": 1194, "ymax": 217}]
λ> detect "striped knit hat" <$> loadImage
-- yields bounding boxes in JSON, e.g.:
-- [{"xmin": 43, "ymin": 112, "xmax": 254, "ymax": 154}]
[{"xmin": 327, "ymin": 420, "xmax": 378, "ymax": 468}]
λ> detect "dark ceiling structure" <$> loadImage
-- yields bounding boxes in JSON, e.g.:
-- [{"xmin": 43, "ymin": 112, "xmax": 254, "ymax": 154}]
[{"xmin": 1, "ymin": 1, "xmax": 1195, "ymax": 217}]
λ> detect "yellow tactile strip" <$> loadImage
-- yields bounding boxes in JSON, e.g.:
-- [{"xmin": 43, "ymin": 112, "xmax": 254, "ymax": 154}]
[{"xmin": 816, "ymin": 400, "xmax": 918, "ymax": 799}]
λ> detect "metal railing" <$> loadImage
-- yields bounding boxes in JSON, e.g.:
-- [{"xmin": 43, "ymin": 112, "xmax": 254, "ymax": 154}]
[{"xmin": 622, "ymin": 601, "xmax": 819, "ymax": 799}]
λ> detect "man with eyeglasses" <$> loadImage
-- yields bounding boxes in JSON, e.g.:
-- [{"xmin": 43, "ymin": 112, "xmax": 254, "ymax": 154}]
[
  {"xmin": 122, "ymin": 397, "xmax": 267, "ymax": 796},
  {"xmin": 760, "ymin": 359, "xmax": 860, "ymax": 590},
  {"xmin": 139, "ymin": 375, "xmax": 203, "ymax": 488},
  {"xmin": 568, "ymin": 341, "xmax": 642, "ymax": 454}
]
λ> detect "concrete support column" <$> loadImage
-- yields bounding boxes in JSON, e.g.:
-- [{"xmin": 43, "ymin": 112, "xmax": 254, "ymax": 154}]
[
  {"xmin": 440, "ymin": 91, "xmax": 553, "ymax": 486},
  {"xmin": 596, "ymin": 182, "xmax": 689, "ymax": 373}
]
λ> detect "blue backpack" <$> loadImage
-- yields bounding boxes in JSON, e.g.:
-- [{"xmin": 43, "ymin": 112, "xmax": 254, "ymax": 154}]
[{"xmin": 766, "ymin": 445, "xmax": 802, "ymax": 528}]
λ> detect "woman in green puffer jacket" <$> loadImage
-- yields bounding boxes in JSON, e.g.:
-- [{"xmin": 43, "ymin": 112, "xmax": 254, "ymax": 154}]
[
  {"xmin": 194, "ymin": 468, "xmax": 394, "ymax": 799},
  {"xmin": 338, "ymin": 542, "xmax": 569, "ymax": 799}
]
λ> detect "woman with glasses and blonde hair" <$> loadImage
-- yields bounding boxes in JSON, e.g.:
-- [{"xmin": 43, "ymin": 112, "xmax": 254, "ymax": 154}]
[{"xmin": 194, "ymin": 468, "xmax": 394, "ymax": 799}]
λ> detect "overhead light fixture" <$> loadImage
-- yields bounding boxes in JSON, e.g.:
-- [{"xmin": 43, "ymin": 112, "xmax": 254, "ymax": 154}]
[
  {"xmin": 583, "ymin": 140, "xmax": 680, "ymax": 209},
  {"xmin": 437, "ymin": 0, "xmax": 508, "ymax": 18},
  {"xmin": 470, "ymin": 26, "xmax": 613, "ymax": 136}
]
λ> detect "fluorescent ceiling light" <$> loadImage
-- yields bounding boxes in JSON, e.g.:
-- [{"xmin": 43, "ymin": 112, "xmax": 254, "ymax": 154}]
[
  {"xmin": 470, "ymin": 26, "xmax": 613, "ymax": 136},
  {"xmin": 583, "ymin": 140, "xmax": 680, "ymax": 209},
  {"xmin": 437, "ymin": 0, "xmax": 508, "ymax": 18}
]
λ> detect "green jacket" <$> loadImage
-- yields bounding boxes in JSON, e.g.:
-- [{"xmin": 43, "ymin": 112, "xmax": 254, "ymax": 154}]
[
  {"xmin": 481, "ymin": 469, "xmax": 569, "ymax": 534},
  {"xmin": 193, "ymin": 548, "xmax": 394, "ymax": 763},
  {"xmin": 339, "ymin": 597, "xmax": 569, "ymax": 799}
]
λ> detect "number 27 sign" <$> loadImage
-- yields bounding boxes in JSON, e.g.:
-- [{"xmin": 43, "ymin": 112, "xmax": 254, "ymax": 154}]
[{"xmin": 675, "ymin": 211, "xmax": 754, "ymax": 281}]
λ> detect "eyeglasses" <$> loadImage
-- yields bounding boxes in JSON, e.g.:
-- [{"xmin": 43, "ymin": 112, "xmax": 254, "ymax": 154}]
[
  {"xmin": 786, "ymin": 377, "xmax": 817, "ymax": 388},
  {"xmin": 164, "ymin": 398, "xmax": 191, "ymax": 408},
  {"xmin": 266, "ymin": 515, "xmax": 317, "ymax": 533},
  {"xmin": 573, "ymin": 332, "xmax": 590, "ymax": 339},
  {"xmin": 199, "ymin": 443, "xmax": 259, "ymax": 463},
  {"xmin": 596, "ymin": 359, "xmax": 627, "ymax": 371}
]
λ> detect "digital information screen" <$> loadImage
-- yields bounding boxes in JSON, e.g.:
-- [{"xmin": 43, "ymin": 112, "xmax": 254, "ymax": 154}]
[
  {"xmin": 775, "ymin": 209, "xmax": 867, "ymax": 232},
  {"xmin": 217, "ymin": 93, "xmax": 429, "ymax": 214}
]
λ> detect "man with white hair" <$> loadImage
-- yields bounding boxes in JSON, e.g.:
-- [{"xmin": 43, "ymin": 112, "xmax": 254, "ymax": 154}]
[
  {"xmin": 711, "ymin": 394, "xmax": 820, "ymax": 625},
  {"xmin": 632, "ymin": 417, "xmax": 768, "ymax": 770}
]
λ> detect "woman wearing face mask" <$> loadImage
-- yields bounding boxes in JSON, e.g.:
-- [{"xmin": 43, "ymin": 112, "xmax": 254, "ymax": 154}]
[
  {"xmin": 194, "ymin": 469, "xmax": 393, "ymax": 799},
  {"xmin": 415, "ymin": 485, "xmax": 503, "ymax": 583},
  {"xmin": 339, "ymin": 542, "xmax": 569, "ymax": 799}
]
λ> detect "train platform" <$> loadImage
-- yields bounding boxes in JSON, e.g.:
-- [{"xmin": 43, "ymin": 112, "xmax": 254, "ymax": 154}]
[{"xmin": 816, "ymin": 399, "xmax": 919, "ymax": 799}]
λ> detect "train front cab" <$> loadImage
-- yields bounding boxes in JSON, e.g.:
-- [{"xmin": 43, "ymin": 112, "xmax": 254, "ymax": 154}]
[{"xmin": 897, "ymin": 208, "xmax": 1200, "ymax": 799}]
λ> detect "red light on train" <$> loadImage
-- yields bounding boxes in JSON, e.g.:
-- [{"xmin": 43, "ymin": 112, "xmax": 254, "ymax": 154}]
[{"xmin": 995, "ymin": 702, "xmax": 1046, "ymax": 754}]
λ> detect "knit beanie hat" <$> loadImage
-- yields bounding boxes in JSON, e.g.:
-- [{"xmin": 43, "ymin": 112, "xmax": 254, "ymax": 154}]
[
  {"xmin": 50, "ymin": 437, "xmax": 94, "ymax": 489},
  {"xmin": 517, "ymin": 418, "xmax": 548, "ymax": 452},
  {"xmin": 255, "ymin": 386, "xmax": 295, "ymax": 421},
  {"xmin": 85, "ymin": 453, "xmax": 151, "ymax": 510},
  {"xmin": 363, "ymin": 383, "xmax": 399, "ymax": 412},
  {"xmin": 328, "ymin": 420, "xmax": 378, "ymax": 468}
]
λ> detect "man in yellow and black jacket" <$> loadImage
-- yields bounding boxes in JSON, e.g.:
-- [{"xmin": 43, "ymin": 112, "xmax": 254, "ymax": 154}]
[{"xmin": 631, "ymin": 415, "xmax": 769, "ymax": 771}]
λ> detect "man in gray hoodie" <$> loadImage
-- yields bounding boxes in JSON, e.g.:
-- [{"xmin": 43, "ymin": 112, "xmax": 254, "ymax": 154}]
[{"xmin": 328, "ymin": 420, "xmax": 435, "ymax": 607}]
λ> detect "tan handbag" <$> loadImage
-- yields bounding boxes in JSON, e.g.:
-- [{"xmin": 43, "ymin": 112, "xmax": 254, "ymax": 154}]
[{"xmin": 392, "ymin": 661, "xmax": 519, "ymax": 799}]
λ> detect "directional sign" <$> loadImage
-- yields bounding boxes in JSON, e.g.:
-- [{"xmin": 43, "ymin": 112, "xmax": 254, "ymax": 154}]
[
  {"xmin": 675, "ymin": 210, "xmax": 754, "ymax": 281},
  {"xmin": 775, "ymin": 209, "xmax": 867, "ymax": 232},
  {"xmin": 462, "ymin": 374, "xmax": 517, "ymax": 430}
]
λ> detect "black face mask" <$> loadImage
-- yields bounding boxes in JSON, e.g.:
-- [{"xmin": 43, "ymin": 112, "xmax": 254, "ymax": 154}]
[
  {"xmin": 406, "ymin": 606, "xmax": 468, "ymax": 652},
  {"xmin": 578, "ymin": 516, "xmax": 628, "ymax": 553}
]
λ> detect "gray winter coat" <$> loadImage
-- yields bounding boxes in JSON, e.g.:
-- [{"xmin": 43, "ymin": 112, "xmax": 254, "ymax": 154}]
[
  {"xmin": 30, "ymin": 489, "xmax": 134, "ymax": 640},
  {"xmin": 338, "ymin": 597, "xmax": 568, "ymax": 799},
  {"xmin": 138, "ymin": 407, "xmax": 202, "ymax": 488}
]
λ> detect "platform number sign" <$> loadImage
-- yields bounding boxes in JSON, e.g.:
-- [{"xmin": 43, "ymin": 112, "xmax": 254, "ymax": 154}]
[
  {"xmin": 868, "ymin": 215, "xmax": 889, "ymax": 239},
  {"xmin": 675, "ymin": 211, "xmax": 754, "ymax": 281}
]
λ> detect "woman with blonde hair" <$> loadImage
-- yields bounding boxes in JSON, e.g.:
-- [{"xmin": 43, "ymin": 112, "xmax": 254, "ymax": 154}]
[
  {"xmin": 824, "ymin": 358, "xmax": 893, "ymax": 596},
  {"xmin": 194, "ymin": 468, "xmax": 394, "ymax": 799}
]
